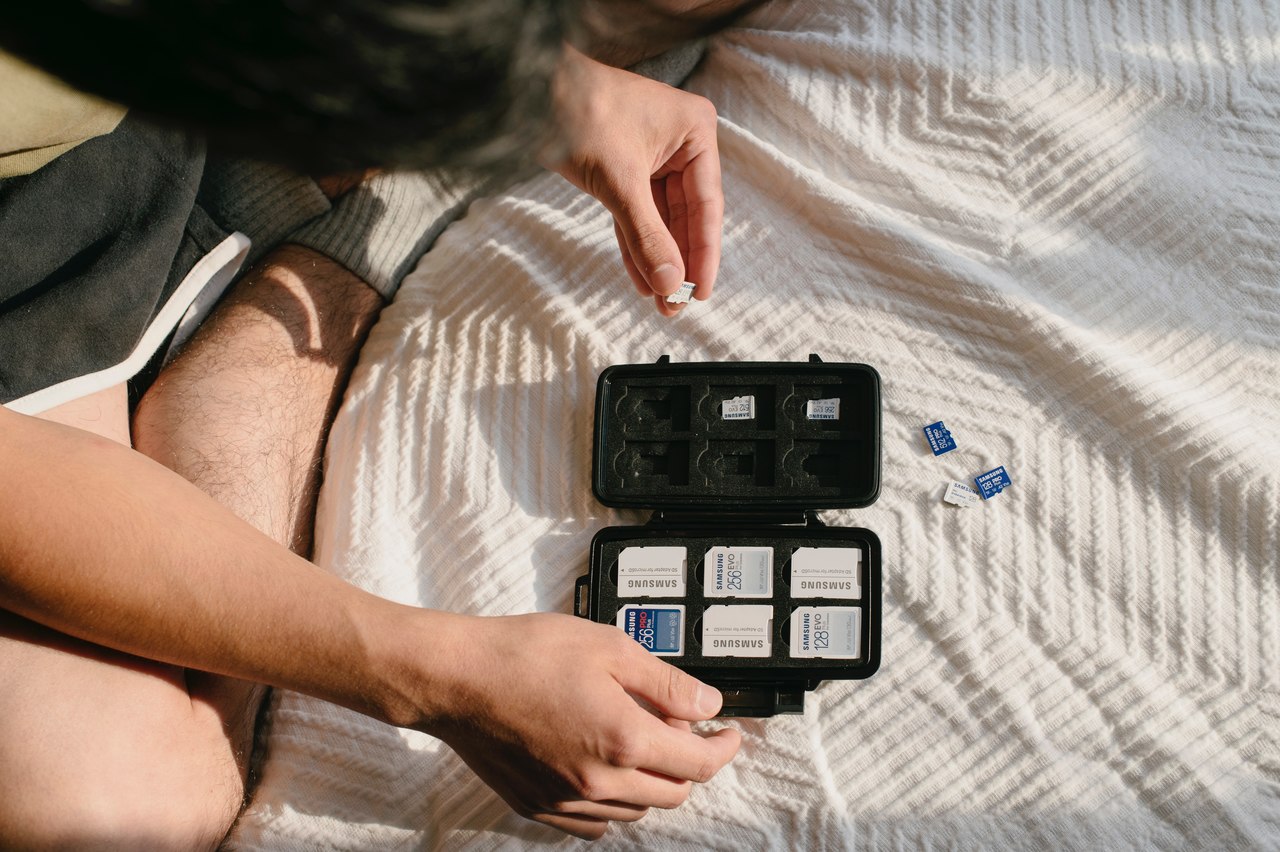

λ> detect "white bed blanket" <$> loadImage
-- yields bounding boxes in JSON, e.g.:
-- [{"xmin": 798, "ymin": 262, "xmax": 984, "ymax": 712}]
[{"xmin": 230, "ymin": 1, "xmax": 1280, "ymax": 848}]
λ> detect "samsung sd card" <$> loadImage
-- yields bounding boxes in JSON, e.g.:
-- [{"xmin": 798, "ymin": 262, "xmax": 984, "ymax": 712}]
[
  {"xmin": 702, "ymin": 605, "xmax": 772, "ymax": 658},
  {"xmin": 790, "ymin": 547, "xmax": 861, "ymax": 599},
  {"xmin": 617, "ymin": 546, "xmax": 687, "ymax": 596},
  {"xmin": 705, "ymin": 546, "xmax": 773, "ymax": 598},
  {"xmin": 617, "ymin": 604, "xmax": 685, "ymax": 656},
  {"xmin": 789, "ymin": 606, "xmax": 861, "ymax": 659}
]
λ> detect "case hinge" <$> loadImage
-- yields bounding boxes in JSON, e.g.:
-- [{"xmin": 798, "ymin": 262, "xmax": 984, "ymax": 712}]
[{"xmin": 646, "ymin": 509, "xmax": 825, "ymax": 528}]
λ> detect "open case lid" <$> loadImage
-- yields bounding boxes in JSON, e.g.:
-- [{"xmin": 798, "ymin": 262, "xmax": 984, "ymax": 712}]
[{"xmin": 592, "ymin": 355, "xmax": 881, "ymax": 510}]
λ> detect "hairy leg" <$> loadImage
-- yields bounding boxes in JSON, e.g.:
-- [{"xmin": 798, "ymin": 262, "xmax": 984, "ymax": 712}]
[
  {"xmin": 0, "ymin": 245, "xmax": 382, "ymax": 850},
  {"xmin": 132, "ymin": 242, "xmax": 384, "ymax": 788},
  {"xmin": 134, "ymin": 244, "xmax": 383, "ymax": 556}
]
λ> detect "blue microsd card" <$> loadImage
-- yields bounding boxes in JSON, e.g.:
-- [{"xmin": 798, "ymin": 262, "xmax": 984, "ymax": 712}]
[
  {"xmin": 617, "ymin": 605, "xmax": 685, "ymax": 656},
  {"xmin": 974, "ymin": 465, "xmax": 1012, "ymax": 499},
  {"xmin": 923, "ymin": 421, "xmax": 957, "ymax": 455}
]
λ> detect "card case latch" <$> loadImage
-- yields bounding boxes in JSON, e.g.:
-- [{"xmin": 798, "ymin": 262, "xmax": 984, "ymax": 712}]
[{"xmin": 717, "ymin": 683, "xmax": 812, "ymax": 716}]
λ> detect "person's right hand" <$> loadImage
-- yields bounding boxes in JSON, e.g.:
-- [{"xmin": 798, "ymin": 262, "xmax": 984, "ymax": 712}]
[
  {"xmin": 546, "ymin": 45, "xmax": 723, "ymax": 317},
  {"xmin": 412, "ymin": 611, "xmax": 741, "ymax": 839}
]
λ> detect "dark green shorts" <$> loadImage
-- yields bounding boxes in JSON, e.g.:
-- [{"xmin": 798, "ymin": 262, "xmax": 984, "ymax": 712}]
[{"xmin": 0, "ymin": 112, "xmax": 239, "ymax": 410}]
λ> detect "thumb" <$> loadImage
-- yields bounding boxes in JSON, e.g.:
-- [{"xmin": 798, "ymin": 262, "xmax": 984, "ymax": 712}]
[
  {"xmin": 619, "ymin": 652, "xmax": 723, "ymax": 721},
  {"xmin": 609, "ymin": 180, "xmax": 685, "ymax": 298}
]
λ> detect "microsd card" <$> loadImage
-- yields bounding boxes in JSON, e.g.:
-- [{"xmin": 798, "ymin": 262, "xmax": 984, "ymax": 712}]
[
  {"xmin": 665, "ymin": 281, "xmax": 696, "ymax": 304},
  {"xmin": 617, "ymin": 605, "xmax": 685, "ymax": 656},
  {"xmin": 789, "ymin": 606, "xmax": 862, "ymax": 659},
  {"xmin": 702, "ymin": 605, "xmax": 772, "ymax": 658},
  {"xmin": 617, "ymin": 546, "xmax": 686, "ymax": 596},
  {"xmin": 790, "ymin": 547, "xmax": 861, "ymax": 599},
  {"xmin": 705, "ymin": 546, "xmax": 773, "ymax": 597},
  {"xmin": 722, "ymin": 395, "xmax": 755, "ymax": 420},
  {"xmin": 806, "ymin": 398, "xmax": 840, "ymax": 420},
  {"xmin": 923, "ymin": 421, "xmax": 956, "ymax": 455},
  {"xmin": 974, "ymin": 465, "xmax": 1012, "ymax": 499},
  {"xmin": 942, "ymin": 481, "xmax": 980, "ymax": 508}
]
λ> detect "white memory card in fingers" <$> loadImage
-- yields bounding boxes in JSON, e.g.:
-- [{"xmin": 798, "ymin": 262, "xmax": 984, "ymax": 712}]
[
  {"xmin": 705, "ymin": 546, "xmax": 773, "ymax": 597},
  {"xmin": 665, "ymin": 281, "xmax": 696, "ymax": 304},
  {"xmin": 789, "ymin": 547, "xmax": 861, "ymax": 599},
  {"xmin": 617, "ymin": 546, "xmax": 687, "ymax": 596},
  {"xmin": 702, "ymin": 605, "xmax": 773, "ymax": 657}
]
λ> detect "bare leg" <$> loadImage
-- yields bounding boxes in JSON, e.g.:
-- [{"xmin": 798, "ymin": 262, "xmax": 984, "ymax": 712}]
[
  {"xmin": 0, "ymin": 383, "xmax": 244, "ymax": 849},
  {"xmin": 134, "ymin": 244, "xmax": 383, "ymax": 556},
  {"xmin": 0, "ymin": 245, "xmax": 382, "ymax": 850},
  {"xmin": 35, "ymin": 383, "xmax": 132, "ymax": 447},
  {"xmin": 132, "ymin": 243, "xmax": 383, "ymax": 793}
]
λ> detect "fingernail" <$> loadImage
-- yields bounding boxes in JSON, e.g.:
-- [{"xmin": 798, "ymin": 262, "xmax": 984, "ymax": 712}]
[
  {"xmin": 697, "ymin": 683, "xmax": 722, "ymax": 716},
  {"xmin": 651, "ymin": 263, "xmax": 683, "ymax": 296}
]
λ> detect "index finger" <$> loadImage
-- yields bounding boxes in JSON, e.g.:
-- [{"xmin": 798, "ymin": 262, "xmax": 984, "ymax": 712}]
[
  {"xmin": 627, "ymin": 716, "xmax": 741, "ymax": 784},
  {"xmin": 680, "ymin": 144, "xmax": 723, "ymax": 300}
]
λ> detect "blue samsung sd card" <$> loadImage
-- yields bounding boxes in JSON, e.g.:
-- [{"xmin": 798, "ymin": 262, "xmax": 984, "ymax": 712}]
[
  {"xmin": 923, "ymin": 421, "xmax": 956, "ymax": 455},
  {"xmin": 619, "ymin": 605, "xmax": 684, "ymax": 656},
  {"xmin": 974, "ymin": 465, "xmax": 1012, "ymax": 499}
]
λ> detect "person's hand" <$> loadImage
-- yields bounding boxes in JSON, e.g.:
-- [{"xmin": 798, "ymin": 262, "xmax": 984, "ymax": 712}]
[
  {"xmin": 548, "ymin": 45, "xmax": 722, "ymax": 316},
  {"xmin": 414, "ymin": 611, "xmax": 741, "ymax": 839}
]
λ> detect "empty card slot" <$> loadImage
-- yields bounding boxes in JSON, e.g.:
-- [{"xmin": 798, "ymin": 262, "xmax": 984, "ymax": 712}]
[
  {"xmin": 619, "ymin": 440, "xmax": 690, "ymax": 486},
  {"xmin": 700, "ymin": 440, "xmax": 776, "ymax": 487},
  {"xmin": 617, "ymin": 384, "xmax": 692, "ymax": 433},
  {"xmin": 789, "ymin": 440, "xmax": 862, "ymax": 489}
]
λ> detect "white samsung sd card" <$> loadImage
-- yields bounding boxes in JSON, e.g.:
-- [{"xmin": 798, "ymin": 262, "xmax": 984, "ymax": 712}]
[
  {"xmin": 617, "ymin": 546, "xmax": 687, "ymax": 596},
  {"xmin": 702, "ymin": 605, "xmax": 772, "ymax": 658},
  {"xmin": 942, "ymin": 481, "xmax": 980, "ymax": 508},
  {"xmin": 789, "ymin": 606, "xmax": 862, "ymax": 659},
  {"xmin": 705, "ymin": 546, "xmax": 773, "ymax": 597},
  {"xmin": 617, "ymin": 604, "xmax": 685, "ymax": 657},
  {"xmin": 806, "ymin": 398, "xmax": 840, "ymax": 420},
  {"xmin": 790, "ymin": 547, "xmax": 861, "ymax": 599},
  {"xmin": 722, "ymin": 395, "xmax": 755, "ymax": 420}
]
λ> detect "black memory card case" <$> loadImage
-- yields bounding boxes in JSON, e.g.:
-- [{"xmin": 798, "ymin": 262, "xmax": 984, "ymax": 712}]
[{"xmin": 575, "ymin": 355, "xmax": 882, "ymax": 716}]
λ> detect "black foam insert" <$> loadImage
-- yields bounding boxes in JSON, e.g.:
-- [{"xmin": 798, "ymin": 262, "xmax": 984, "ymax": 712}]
[{"xmin": 593, "ymin": 362, "xmax": 881, "ymax": 509}]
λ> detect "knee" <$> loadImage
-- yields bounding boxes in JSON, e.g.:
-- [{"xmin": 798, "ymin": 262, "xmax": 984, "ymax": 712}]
[
  {"xmin": 0, "ymin": 759, "xmax": 242, "ymax": 851},
  {"xmin": 0, "ymin": 686, "xmax": 246, "ymax": 852},
  {"xmin": 0, "ymin": 617, "xmax": 252, "ymax": 850}
]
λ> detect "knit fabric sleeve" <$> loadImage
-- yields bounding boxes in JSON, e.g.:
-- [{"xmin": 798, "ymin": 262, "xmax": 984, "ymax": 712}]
[
  {"xmin": 196, "ymin": 156, "xmax": 331, "ymax": 266},
  {"xmin": 285, "ymin": 169, "xmax": 482, "ymax": 301}
]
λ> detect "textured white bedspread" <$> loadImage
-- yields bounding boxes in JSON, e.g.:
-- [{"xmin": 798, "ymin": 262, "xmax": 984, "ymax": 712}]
[{"xmin": 230, "ymin": 1, "xmax": 1280, "ymax": 849}]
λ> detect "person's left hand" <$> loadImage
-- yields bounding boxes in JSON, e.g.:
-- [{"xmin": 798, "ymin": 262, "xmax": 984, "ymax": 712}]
[{"xmin": 548, "ymin": 46, "xmax": 722, "ymax": 316}]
